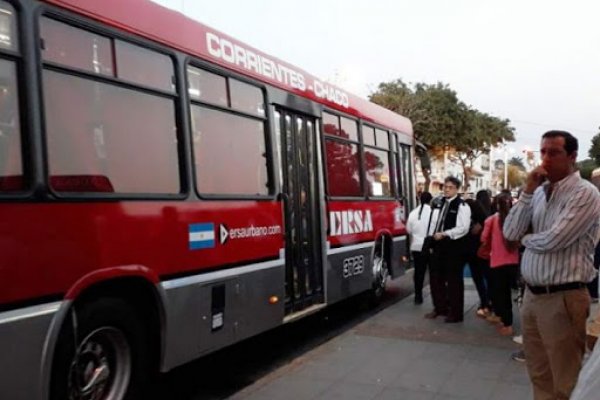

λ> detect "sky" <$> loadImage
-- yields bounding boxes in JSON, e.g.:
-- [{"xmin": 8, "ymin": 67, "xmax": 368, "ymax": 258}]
[{"xmin": 152, "ymin": 0, "xmax": 600, "ymax": 162}]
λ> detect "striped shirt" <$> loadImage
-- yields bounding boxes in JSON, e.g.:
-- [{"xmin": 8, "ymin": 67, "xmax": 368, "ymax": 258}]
[{"xmin": 503, "ymin": 171, "xmax": 600, "ymax": 286}]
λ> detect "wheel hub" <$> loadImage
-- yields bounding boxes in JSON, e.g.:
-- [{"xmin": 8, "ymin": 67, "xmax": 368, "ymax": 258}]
[{"xmin": 68, "ymin": 327, "xmax": 131, "ymax": 400}]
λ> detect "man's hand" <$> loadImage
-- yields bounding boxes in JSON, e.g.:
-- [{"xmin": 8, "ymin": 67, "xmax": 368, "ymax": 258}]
[
  {"xmin": 524, "ymin": 166, "xmax": 548, "ymax": 194},
  {"xmin": 434, "ymin": 232, "xmax": 446, "ymax": 241}
]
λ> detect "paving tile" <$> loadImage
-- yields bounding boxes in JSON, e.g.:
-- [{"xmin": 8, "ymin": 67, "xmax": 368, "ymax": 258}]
[
  {"xmin": 489, "ymin": 382, "xmax": 532, "ymax": 400},
  {"xmin": 375, "ymin": 387, "xmax": 436, "ymax": 400},
  {"xmin": 317, "ymin": 382, "xmax": 384, "ymax": 400},
  {"xmin": 438, "ymin": 375, "xmax": 496, "ymax": 399},
  {"xmin": 241, "ymin": 376, "xmax": 333, "ymax": 400},
  {"xmin": 293, "ymin": 359, "xmax": 355, "ymax": 381},
  {"xmin": 387, "ymin": 358, "xmax": 458, "ymax": 392}
]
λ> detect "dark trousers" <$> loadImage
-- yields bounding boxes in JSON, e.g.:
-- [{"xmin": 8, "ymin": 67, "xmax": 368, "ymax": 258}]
[
  {"xmin": 587, "ymin": 276, "xmax": 598, "ymax": 299},
  {"xmin": 466, "ymin": 253, "xmax": 491, "ymax": 309},
  {"xmin": 489, "ymin": 264, "xmax": 518, "ymax": 327},
  {"xmin": 412, "ymin": 251, "xmax": 428, "ymax": 300},
  {"xmin": 430, "ymin": 244, "xmax": 465, "ymax": 320}
]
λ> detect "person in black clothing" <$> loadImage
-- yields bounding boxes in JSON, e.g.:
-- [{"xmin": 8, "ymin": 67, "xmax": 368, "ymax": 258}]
[
  {"xmin": 465, "ymin": 198, "xmax": 492, "ymax": 316},
  {"xmin": 476, "ymin": 190, "xmax": 492, "ymax": 216},
  {"xmin": 424, "ymin": 176, "xmax": 471, "ymax": 323}
]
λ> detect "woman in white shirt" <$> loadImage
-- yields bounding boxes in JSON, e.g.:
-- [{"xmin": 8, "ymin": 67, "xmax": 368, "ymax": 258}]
[{"xmin": 406, "ymin": 192, "xmax": 433, "ymax": 304}]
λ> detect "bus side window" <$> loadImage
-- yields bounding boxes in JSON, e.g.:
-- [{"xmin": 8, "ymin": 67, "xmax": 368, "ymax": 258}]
[
  {"xmin": 40, "ymin": 18, "xmax": 113, "ymax": 76},
  {"xmin": 40, "ymin": 18, "xmax": 180, "ymax": 195},
  {"xmin": 0, "ymin": 1, "xmax": 22, "ymax": 192},
  {"xmin": 44, "ymin": 71, "xmax": 179, "ymax": 194}
]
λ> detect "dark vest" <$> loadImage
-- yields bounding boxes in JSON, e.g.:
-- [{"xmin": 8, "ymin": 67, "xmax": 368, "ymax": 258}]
[{"xmin": 442, "ymin": 197, "xmax": 464, "ymax": 231}]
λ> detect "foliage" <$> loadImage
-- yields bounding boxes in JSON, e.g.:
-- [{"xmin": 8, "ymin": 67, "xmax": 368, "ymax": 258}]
[
  {"xmin": 589, "ymin": 128, "xmax": 600, "ymax": 165},
  {"xmin": 369, "ymin": 79, "xmax": 515, "ymax": 190},
  {"xmin": 507, "ymin": 165, "xmax": 525, "ymax": 189},
  {"xmin": 577, "ymin": 158, "xmax": 597, "ymax": 181},
  {"xmin": 508, "ymin": 157, "xmax": 526, "ymax": 171}
]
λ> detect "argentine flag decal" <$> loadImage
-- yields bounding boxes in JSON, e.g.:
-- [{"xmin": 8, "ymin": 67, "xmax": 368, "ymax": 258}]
[{"xmin": 189, "ymin": 223, "xmax": 215, "ymax": 250}]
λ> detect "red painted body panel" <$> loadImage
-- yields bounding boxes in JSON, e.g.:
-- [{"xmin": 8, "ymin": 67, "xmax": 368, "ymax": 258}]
[
  {"xmin": 0, "ymin": 201, "xmax": 283, "ymax": 305},
  {"xmin": 327, "ymin": 200, "xmax": 407, "ymax": 246},
  {"xmin": 41, "ymin": 0, "xmax": 412, "ymax": 138}
]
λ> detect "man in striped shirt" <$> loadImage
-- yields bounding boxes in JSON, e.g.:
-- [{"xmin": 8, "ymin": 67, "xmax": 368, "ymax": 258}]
[{"xmin": 504, "ymin": 130, "xmax": 600, "ymax": 400}]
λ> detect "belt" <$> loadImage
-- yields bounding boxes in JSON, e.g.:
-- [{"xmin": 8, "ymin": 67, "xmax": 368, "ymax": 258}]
[{"xmin": 527, "ymin": 282, "xmax": 587, "ymax": 295}]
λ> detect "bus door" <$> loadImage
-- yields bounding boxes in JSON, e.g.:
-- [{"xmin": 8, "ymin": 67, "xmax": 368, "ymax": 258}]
[
  {"xmin": 275, "ymin": 108, "xmax": 324, "ymax": 314},
  {"xmin": 399, "ymin": 143, "xmax": 415, "ymax": 210}
]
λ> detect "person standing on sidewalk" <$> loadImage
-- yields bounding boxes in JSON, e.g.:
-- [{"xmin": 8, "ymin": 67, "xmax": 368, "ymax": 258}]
[
  {"xmin": 465, "ymin": 198, "xmax": 492, "ymax": 317},
  {"xmin": 504, "ymin": 130, "xmax": 600, "ymax": 400},
  {"xmin": 424, "ymin": 176, "xmax": 471, "ymax": 323},
  {"xmin": 406, "ymin": 191, "xmax": 433, "ymax": 305},
  {"xmin": 480, "ymin": 192, "xmax": 519, "ymax": 336}
]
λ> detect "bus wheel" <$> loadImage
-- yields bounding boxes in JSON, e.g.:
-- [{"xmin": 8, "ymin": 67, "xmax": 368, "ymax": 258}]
[
  {"xmin": 371, "ymin": 248, "xmax": 389, "ymax": 303},
  {"xmin": 51, "ymin": 298, "xmax": 151, "ymax": 400}
]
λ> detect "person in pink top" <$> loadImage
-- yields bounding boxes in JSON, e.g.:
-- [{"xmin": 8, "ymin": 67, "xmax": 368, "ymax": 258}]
[{"xmin": 480, "ymin": 192, "xmax": 520, "ymax": 336}]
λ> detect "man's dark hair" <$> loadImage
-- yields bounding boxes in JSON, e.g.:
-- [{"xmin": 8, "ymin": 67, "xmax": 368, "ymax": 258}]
[
  {"xmin": 444, "ymin": 176, "xmax": 461, "ymax": 189},
  {"xmin": 542, "ymin": 130, "xmax": 578, "ymax": 155}
]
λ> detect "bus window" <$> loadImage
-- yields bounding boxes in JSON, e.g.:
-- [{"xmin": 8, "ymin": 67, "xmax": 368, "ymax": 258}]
[
  {"xmin": 324, "ymin": 139, "xmax": 361, "ymax": 197},
  {"xmin": 340, "ymin": 116, "xmax": 358, "ymax": 141},
  {"xmin": 362, "ymin": 125, "xmax": 375, "ymax": 146},
  {"xmin": 191, "ymin": 106, "xmax": 268, "ymax": 196},
  {"xmin": 44, "ymin": 71, "xmax": 179, "ymax": 194},
  {"xmin": 40, "ymin": 18, "xmax": 113, "ymax": 76},
  {"xmin": 115, "ymin": 40, "xmax": 175, "ymax": 92},
  {"xmin": 187, "ymin": 66, "xmax": 227, "ymax": 107},
  {"xmin": 230, "ymin": 79, "xmax": 265, "ymax": 117},
  {"xmin": 364, "ymin": 148, "xmax": 391, "ymax": 197},
  {"xmin": 0, "ymin": 1, "xmax": 17, "ymax": 51},
  {"xmin": 0, "ymin": 56, "xmax": 22, "ymax": 192},
  {"xmin": 322, "ymin": 112, "xmax": 340, "ymax": 137},
  {"xmin": 375, "ymin": 128, "xmax": 389, "ymax": 148}
]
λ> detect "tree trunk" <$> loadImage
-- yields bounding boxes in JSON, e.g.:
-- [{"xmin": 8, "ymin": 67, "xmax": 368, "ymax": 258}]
[
  {"xmin": 460, "ymin": 159, "xmax": 470, "ymax": 192},
  {"xmin": 423, "ymin": 169, "xmax": 431, "ymax": 192}
]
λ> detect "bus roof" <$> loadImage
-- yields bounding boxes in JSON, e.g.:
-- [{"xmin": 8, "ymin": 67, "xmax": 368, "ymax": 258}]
[{"xmin": 43, "ymin": 0, "xmax": 413, "ymax": 138}]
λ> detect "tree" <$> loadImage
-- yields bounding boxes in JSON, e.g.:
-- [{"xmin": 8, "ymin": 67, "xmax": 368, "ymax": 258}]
[
  {"xmin": 508, "ymin": 157, "xmax": 526, "ymax": 171},
  {"xmin": 370, "ymin": 80, "xmax": 465, "ymax": 190},
  {"xmin": 370, "ymin": 80, "xmax": 515, "ymax": 191},
  {"xmin": 577, "ymin": 158, "xmax": 597, "ymax": 181},
  {"xmin": 448, "ymin": 108, "xmax": 515, "ymax": 190},
  {"xmin": 589, "ymin": 128, "xmax": 600, "ymax": 165},
  {"xmin": 507, "ymin": 165, "xmax": 525, "ymax": 189}
]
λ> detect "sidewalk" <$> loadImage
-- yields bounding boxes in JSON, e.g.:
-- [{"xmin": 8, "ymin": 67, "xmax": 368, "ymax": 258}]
[{"xmin": 230, "ymin": 276, "xmax": 531, "ymax": 400}]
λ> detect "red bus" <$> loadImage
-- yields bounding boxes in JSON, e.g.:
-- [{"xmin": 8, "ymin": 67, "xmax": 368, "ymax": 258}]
[{"xmin": 0, "ymin": 0, "xmax": 415, "ymax": 399}]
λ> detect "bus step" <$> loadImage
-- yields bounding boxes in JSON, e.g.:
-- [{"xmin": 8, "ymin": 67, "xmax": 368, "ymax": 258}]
[{"xmin": 283, "ymin": 303, "xmax": 327, "ymax": 324}]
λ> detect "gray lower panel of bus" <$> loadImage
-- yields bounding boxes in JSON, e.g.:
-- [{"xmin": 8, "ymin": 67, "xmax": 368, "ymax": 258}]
[
  {"xmin": 391, "ymin": 236, "xmax": 408, "ymax": 278},
  {"xmin": 0, "ymin": 302, "xmax": 62, "ymax": 400},
  {"xmin": 326, "ymin": 237, "xmax": 408, "ymax": 305},
  {"xmin": 160, "ymin": 258, "xmax": 285, "ymax": 371},
  {"xmin": 326, "ymin": 242, "xmax": 375, "ymax": 304}
]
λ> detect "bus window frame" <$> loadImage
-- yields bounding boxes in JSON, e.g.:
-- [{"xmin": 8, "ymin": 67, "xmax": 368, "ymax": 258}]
[
  {"xmin": 361, "ymin": 122, "xmax": 395, "ymax": 201},
  {"xmin": 37, "ymin": 9, "xmax": 188, "ymax": 201},
  {"xmin": 185, "ymin": 58, "xmax": 276, "ymax": 201},
  {"xmin": 321, "ymin": 108, "xmax": 366, "ymax": 201},
  {"xmin": 0, "ymin": 0, "xmax": 32, "ymax": 200}
]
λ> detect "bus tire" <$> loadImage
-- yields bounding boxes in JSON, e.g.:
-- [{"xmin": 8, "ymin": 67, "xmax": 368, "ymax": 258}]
[
  {"xmin": 50, "ymin": 297, "xmax": 152, "ymax": 400},
  {"xmin": 370, "ymin": 247, "xmax": 389, "ymax": 304}
]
